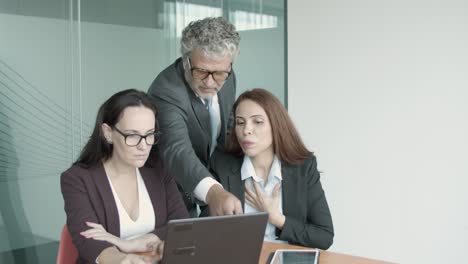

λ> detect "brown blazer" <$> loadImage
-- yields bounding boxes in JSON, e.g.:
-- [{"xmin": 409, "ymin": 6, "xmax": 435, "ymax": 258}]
[{"xmin": 61, "ymin": 159, "xmax": 189, "ymax": 264}]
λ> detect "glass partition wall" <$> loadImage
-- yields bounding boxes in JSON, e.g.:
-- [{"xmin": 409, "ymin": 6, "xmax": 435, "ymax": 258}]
[{"xmin": 0, "ymin": 0, "xmax": 285, "ymax": 261}]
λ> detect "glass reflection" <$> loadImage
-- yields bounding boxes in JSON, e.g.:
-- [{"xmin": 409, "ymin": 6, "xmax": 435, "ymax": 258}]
[{"xmin": 0, "ymin": 1, "xmax": 285, "ymax": 263}]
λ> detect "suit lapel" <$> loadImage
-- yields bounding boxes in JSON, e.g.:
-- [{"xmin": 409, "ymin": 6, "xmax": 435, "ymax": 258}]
[
  {"xmin": 140, "ymin": 167, "xmax": 162, "ymax": 229},
  {"xmin": 280, "ymin": 164, "xmax": 295, "ymax": 217},
  {"xmin": 229, "ymin": 157, "xmax": 246, "ymax": 208},
  {"xmin": 190, "ymin": 95, "xmax": 211, "ymax": 138},
  {"xmin": 175, "ymin": 58, "xmax": 211, "ymax": 140},
  {"xmin": 217, "ymin": 89, "xmax": 227, "ymax": 144},
  {"xmin": 90, "ymin": 163, "xmax": 120, "ymax": 237}
]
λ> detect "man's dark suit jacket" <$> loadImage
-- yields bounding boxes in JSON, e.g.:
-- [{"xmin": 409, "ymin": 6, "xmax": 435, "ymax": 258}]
[
  {"xmin": 210, "ymin": 152, "xmax": 334, "ymax": 249},
  {"xmin": 61, "ymin": 159, "xmax": 189, "ymax": 264},
  {"xmin": 147, "ymin": 58, "xmax": 236, "ymax": 206}
]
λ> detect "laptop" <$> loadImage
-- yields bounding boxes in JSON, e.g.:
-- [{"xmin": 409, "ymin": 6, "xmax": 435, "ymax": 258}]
[{"xmin": 161, "ymin": 212, "xmax": 268, "ymax": 264}]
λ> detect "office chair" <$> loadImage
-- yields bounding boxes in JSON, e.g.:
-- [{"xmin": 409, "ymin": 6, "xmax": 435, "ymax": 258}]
[{"xmin": 57, "ymin": 225, "xmax": 78, "ymax": 264}]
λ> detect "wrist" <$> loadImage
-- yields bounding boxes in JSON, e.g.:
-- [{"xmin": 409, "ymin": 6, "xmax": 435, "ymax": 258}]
[
  {"xmin": 206, "ymin": 184, "xmax": 224, "ymax": 205},
  {"xmin": 97, "ymin": 246, "xmax": 126, "ymax": 264},
  {"xmin": 114, "ymin": 239, "xmax": 125, "ymax": 250},
  {"xmin": 269, "ymin": 213, "xmax": 286, "ymax": 229},
  {"xmin": 115, "ymin": 238, "xmax": 134, "ymax": 253}
]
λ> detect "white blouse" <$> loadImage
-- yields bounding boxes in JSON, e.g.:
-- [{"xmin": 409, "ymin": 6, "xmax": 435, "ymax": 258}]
[
  {"xmin": 107, "ymin": 168, "xmax": 155, "ymax": 240},
  {"xmin": 241, "ymin": 156, "xmax": 287, "ymax": 244}
]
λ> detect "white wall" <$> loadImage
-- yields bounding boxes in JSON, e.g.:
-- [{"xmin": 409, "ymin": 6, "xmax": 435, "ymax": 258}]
[{"xmin": 288, "ymin": 1, "xmax": 468, "ymax": 263}]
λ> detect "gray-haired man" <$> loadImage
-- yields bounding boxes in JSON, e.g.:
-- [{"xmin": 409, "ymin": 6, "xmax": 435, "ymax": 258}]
[{"xmin": 148, "ymin": 17, "xmax": 242, "ymax": 217}]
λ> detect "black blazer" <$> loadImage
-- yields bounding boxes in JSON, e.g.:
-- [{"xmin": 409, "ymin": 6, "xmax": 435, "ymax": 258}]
[
  {"xmin": 61, "ymin": 159, "xmax": 189, "ymax": 264},
  {"xmin": 210, "ymin": 152, "xmax": 334, "ymax": 249},
  {"xmin": 147, "ymin": 58, "xmax": 236, "ymax": 201}
]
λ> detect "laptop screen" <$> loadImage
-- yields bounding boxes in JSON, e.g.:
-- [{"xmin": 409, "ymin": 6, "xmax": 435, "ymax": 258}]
[{"xmin": 162, "ymin": 212, "xmax": 268, "ymax": 264}]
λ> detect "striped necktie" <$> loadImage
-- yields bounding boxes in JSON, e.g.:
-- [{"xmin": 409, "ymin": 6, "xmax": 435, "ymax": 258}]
[{"xmin": 204, "ymin": 97, "xmax": 218, "ymax": 155}]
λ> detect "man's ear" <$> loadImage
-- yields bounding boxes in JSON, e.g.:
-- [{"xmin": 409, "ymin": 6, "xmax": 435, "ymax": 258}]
[
  {"xmin": 182, "ymin": 56, "xmax": 187, "ymax": 70},
  {"xmin": 183, "ymin": 55, "xmax": 192, "ymax": 71}
]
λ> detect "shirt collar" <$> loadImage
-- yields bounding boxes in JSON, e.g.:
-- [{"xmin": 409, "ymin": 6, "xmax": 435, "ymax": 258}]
[
  {"xmin": 241, "ymin": 155, "xmax": 282, "ymax": 182},
  {"xmin": 198, "ymin": 94, "xmax": 218, "ymax": 104}
]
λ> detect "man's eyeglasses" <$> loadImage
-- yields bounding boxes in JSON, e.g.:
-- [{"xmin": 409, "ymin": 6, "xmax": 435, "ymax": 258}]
[
  {"xmin": 187, "ymin": 58, "xmax": 232, "ymax": 84},
  {"xmin": 112, "ymin": 126, "xmax": 161, "ymax": 146}
]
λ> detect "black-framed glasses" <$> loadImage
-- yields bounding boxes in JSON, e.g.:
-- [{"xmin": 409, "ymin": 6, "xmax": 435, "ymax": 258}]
[
  {"xmin": 187, "ymin": 57, "xmax": 232, "ymax": 84},
  {"xmin": 112, "ymin": 126, "xmax": 161, "ymax": 146}
]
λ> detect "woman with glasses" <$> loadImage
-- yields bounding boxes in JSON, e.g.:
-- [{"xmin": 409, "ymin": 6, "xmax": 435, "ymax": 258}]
[
  {"xmin": 210, "ymin": 88, "xmax": 334, "ymax": 249},
  {"xmin": 61, "ymin": 89, "xmax": 188, "ymax": 263}
]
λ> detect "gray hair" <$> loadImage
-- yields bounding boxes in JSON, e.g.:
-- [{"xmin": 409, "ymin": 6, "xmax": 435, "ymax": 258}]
[{"xmin": 181, "ymin": 17, "xmax": 240, "ymax": 60}]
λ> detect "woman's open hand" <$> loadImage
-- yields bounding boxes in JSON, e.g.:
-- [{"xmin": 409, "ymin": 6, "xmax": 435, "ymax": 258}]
[{"xmin": 245, "ymin": 181, "xmax": 286, "ymax": 228}]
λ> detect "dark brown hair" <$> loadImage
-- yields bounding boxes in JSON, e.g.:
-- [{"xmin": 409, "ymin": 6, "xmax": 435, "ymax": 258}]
[
  {"xmin": 226, "ymin": 88, "xmax": 311, "ymax": 165},
  {"xmin": 75, "ymin": 89, "xmax": 158, "ymax": 167}
]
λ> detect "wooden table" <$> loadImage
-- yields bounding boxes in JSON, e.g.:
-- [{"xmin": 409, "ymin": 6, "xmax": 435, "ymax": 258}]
[{"xmin": 259, "ymin": 242, "xmax": 395, "ymax": 264}]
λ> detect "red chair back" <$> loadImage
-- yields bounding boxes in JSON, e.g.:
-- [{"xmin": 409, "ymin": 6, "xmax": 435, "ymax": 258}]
[{"xmin": 57, "ymin": 225, "xmax": 79, "ymax": 264}]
